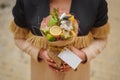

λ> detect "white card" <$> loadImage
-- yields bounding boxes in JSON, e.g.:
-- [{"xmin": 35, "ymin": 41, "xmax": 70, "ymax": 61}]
[{"xmin": 58, "ymin": 48, "xmax": 82, "ymax": 70}]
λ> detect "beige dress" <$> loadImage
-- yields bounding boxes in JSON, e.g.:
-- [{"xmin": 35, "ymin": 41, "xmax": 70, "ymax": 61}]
[{"xmin": 10, "ymin": 21, "xmax": 110, "ymax": 80}]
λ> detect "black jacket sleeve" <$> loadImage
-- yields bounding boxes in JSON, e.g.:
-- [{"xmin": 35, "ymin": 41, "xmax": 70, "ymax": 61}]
[
  {"xmin": 93, "ymin": 0, "xmax": 108, "ymax": 27},
  {"xmin": 12, "ymin": 0, "xmax": 28, "ymax": 29}
]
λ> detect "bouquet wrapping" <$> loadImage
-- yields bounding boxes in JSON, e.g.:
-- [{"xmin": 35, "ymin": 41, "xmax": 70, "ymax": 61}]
[{"xmin": 40, "ymin": 8, "xmax": 78, "ymax": 68}]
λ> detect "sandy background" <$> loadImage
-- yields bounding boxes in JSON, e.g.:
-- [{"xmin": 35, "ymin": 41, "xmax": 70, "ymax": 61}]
[{"xmin": 0, "ymin": 0, "xmax": 120, "ymax": 80}]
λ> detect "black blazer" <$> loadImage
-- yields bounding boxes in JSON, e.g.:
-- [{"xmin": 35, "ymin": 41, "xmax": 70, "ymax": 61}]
[{"xmin": 12, "ymin": 0, "xmax": 108, "ymax": 36}]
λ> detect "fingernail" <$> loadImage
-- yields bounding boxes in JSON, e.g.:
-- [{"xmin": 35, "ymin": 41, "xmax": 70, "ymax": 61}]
[
  {"xmin": 60, "ymin": 66, "xmax": 63, "ymax": 69},
  {"xmin": 51, "ymin": 60, "xmax": 53, "ymax": 62}
]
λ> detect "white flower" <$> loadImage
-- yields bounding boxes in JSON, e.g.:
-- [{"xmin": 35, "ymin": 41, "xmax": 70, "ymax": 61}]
[
  {"xmin": 60, "ymin": 21, "xmax": 73, "ymax": 31},
  {"xmin": 59, "ymin": 13, "xmax": 67, "ymax": 20}
]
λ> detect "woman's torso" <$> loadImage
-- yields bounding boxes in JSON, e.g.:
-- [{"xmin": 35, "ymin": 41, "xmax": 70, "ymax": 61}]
[{"xmin": 21, "ymin": 0, "xmax": 102, "ymax": 80}]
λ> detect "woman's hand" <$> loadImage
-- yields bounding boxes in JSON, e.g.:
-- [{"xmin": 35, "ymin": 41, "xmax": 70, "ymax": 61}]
[
  {"xmin": 59, "ymin": 46, "xmax": 87, "ymax": 72},
  {"xmin": 70, "ymin": 46, "xmax": 87, "ymax": 63},
  {"xmin": 39, "ymin": 49, "xmax": 72, "ymax": 72},
  {"xmin": 60, "ymin": 63, "xmax": 71, "ymax": 72},
  {"xmin": 39, "ymin": 49, "xmax": 60, "ymax": 72}
]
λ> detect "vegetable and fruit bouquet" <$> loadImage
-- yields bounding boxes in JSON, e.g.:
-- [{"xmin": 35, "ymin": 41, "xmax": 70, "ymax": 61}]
[{"xmin": 40, "ymin": 8, "xmax": 78, "ymax": 68}]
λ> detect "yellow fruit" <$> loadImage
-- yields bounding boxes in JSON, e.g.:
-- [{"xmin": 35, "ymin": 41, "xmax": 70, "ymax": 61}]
[
  {"xmin": 71, "ymin": 30, "xmax": 77, "ymax": 37},
  {"xmin": 66, "ymin": 14, "xmax": 75, "ymax": 23},
  {"xmin": 69, "ymin": 16, "xmax": 75, "ymax": 23},
  {"xmin": 50, "ymin": 26, "xmax": 62, "ymax": 37}
]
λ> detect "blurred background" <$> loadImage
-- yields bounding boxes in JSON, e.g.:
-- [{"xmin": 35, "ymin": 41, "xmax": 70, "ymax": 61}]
[{"xmin": 0, "ymin": 0, "xmax": 120, "ymax": 80}]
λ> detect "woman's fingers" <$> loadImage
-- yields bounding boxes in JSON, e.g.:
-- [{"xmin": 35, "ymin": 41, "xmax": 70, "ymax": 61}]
[
  {"xmin": 46, "ymin": 58, "xmax": 54, "ymax": 63},
  {"xmin": 70, "ymin": 46, "xmax": 79, "ymax": 53},
  {"xmin": 60, "ymin": 63, "xmax": 71, "ymax": 72},
  {"xmin": 48, "ymin": 62, "xmax": 57, "ymax": 68},
  {"xmin": 63, "ymin": 66, "xmax": 71, "ymax": 72},
  {"xmin": 48, "ymin": 65, "xmax": 60, "ymax": 72},
  {"xmin": 41, "ymin": 50, "xmax": 61, "ymax": 72},
  {"xmin": 43, "ymin": 50, "xmax": 55, "ymax": 63},
  {"xmin": 46, "ymin": 57, "xmax": 57, "ymax": 69},
  {"xmin": 47, "ymin": 60, "xmax": 60, "ymax": 72},
  {"xmin": 45, "ymin": 52, "xmax": 55, "ymax": 63},
  {"xmin": 42, "ymin": 50, "xmax": 71, "ymax": 72},
  {"xmin": 48, "ymin": 62, "xmax": 71, "ymax": 72}
]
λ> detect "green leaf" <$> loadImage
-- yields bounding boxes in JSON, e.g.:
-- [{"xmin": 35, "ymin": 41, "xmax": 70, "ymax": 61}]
[
  {"xmin": 46, "ymin": 34, "xmax": 56, "ymax": 41},
  {"xmin": 48, "ymin": 17, "xmax": 57, "ymax": 26}
]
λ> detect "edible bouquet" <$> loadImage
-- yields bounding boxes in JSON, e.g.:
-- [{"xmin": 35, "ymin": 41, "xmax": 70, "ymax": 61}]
[{"xmin": 40, "ymin": 8, "xmax": 78, "ymax": 68}]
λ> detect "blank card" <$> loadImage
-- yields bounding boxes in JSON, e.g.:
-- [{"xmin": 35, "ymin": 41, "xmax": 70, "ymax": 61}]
[{"xmin": 58, "ymin": 48, "xmax": 82, "ymax": 70}]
